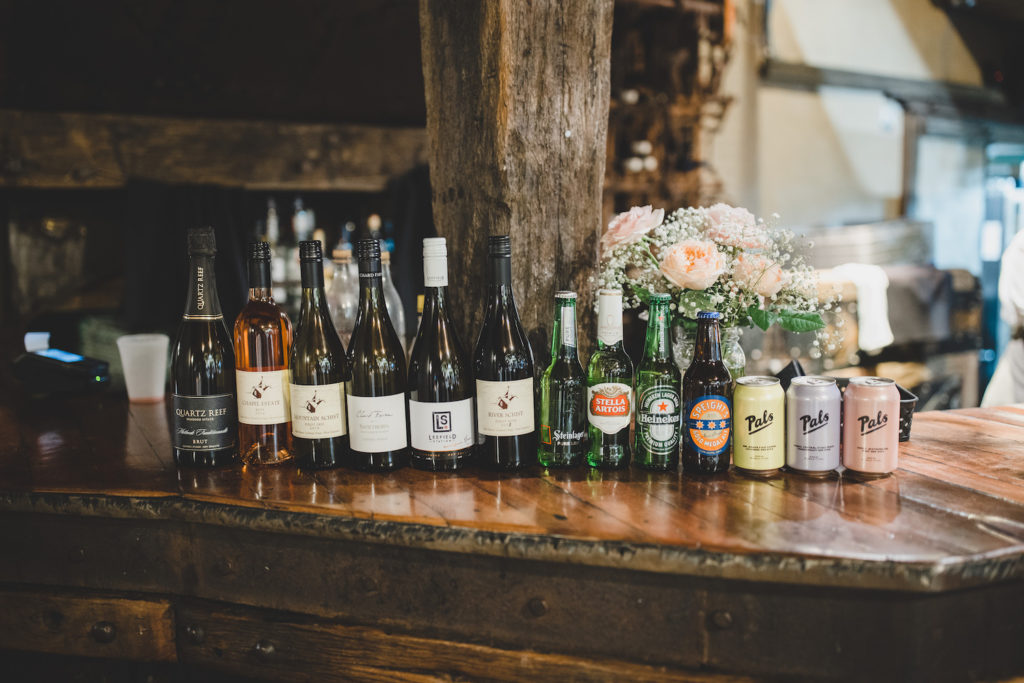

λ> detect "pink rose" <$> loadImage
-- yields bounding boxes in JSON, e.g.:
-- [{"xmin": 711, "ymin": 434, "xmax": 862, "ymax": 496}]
[
  {"xmin": 705, "ymin": 203, "xmax": 768, "ymax": 249},
  {"xmin": 601, "ymin": 205, "xmax": 664, "ymax": 256},
  {"xmin": 734, "ymin": 253, "xmax": 785, "ymax": 298},
  {"xmin": 659, "ymin": 239, "xmax": 727, "ymax": 290}
]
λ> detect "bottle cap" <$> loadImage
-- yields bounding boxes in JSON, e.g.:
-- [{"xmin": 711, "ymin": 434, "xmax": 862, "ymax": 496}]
[
  {"xmin": 488, "ymin": 234, "xmax": 511, "ymax": 257},
  {"xmin": 697, "ymin": 310, "xmax": 721, "ymax": 320},
  {"xmin": 381, "ymin": 250, "xmax": 391, "ymax": 264},
  {"xmin": 423, "ymin": 237, "xmax": 447, "ymax": 258},
  {"xmin": 249, "ymin": 241, "xmax": 271, "ymax": 261},
  {"xmin": 187, "ymin": 227, "xmax": 216, "ymax": 255},
  {"xmin": 555, "ymin": 290, "xmax": 577, "ymax": 300},
  {"xmin": 332, "ymin": 248, "xmax": 352, "ymax": 261},
  {"xmin": 356, "ymin": 237, "xmax": 381, "ymax": 261},
  {"xmin": 299, "ymin": 240, "xmax": 322, "ymax": 262},
  {"xmin": 649, "ymin": 293, "xmax": 671, "ymax": 303}
]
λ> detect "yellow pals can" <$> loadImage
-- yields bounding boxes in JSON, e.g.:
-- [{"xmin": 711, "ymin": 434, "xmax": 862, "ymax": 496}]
[{"xmin": 732, "ymin": 376, "xmax": 785, "ymax": 476}]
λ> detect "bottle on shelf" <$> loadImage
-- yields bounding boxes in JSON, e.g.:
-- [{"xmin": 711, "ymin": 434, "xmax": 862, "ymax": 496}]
[
  {"xmin": 329, "ymin": 248, "xmax": 359, "ymax": 351},
  {"xmin": 170, "ymin": 227, "xmax": 238, "ymax": 467},
  {"xmin": 473, "ymin": 234, "xmax": 536, "ymax": 470},
  {"xmin": 233, "ymin": 242, "xmax": 293, "ymax": 466},
  {"xmin": 338, "ymin": 222, "xmax": 355, "ymax": 251},
  {"xmin": 634, "ymin": 293, "xmax": 681, "ymax": 471},
  {"xmin": 346, "ymin": 238, "xmax": 409, "ymax": 471},
  {"xmin": 538, "ymin": 291, "xmax": 587, "ymax": 467},
  {"xmin": 289, "ymin": 240, "xmax": 350, "ymax": 470},
  {"xmin": 586, "ymin": 288, "xmax": 634, "ymax": 469},
  {"xmin": 265, "ymin": 198, "xmax": 288, "ymax": 307},
  {"xmin": 380, "ymin": 249, "xmax": 407, "ymax": 355},
  {"xmin": 681, "ymin": 311, "xmax": 732, "ymax": 474},
  {"xmin": 407, "ymin": 237, "xmax": 475, "ymax": 471},
  {"xmin": 285, "ymin": 197, "xmax": 311, "ymax": 319}
]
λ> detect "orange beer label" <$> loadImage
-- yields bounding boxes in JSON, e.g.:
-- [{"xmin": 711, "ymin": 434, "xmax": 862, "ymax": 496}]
[{"xmin": 686, "ymin": 396, "xmax": 731, "ymax": 456}]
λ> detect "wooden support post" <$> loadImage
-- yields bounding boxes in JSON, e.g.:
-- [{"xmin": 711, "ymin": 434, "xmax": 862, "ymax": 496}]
[{"xmin": 419, "ymin": 0, "xmax": 615, "ymax": 354}]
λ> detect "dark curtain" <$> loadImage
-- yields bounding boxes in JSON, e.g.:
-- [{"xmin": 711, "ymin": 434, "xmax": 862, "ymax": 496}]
[
  {"xmin": 121, "ymin": 181, "xmax": 251, "ymax": 335},
  {"xmin": 386, "ymin": 165, "xmax": 435, "ymax": 328}
]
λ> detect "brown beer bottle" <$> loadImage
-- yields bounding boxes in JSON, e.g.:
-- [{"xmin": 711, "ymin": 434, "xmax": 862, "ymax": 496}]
[{"xmin": 681, "ymin": 311, "xmax": 733, "ymax": 474}]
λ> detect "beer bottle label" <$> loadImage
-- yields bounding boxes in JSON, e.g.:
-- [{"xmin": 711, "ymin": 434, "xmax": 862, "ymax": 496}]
[
  {"xmin": 686, "ymin": 395, "xmax": 731, "ymax": 458},
  {"xmin": 636, "ymin": 385, "xmax": 680, "ymax": 455},
  {"xmin": 588, "ymin": 382, "xmax": 632, "ymax": 434}
]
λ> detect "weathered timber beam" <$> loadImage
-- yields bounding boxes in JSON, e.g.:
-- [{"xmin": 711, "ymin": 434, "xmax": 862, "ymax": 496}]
[
  {"xmin": 0, "ymin": 109, "xmax": 429, "ymax": 191},
  {"xmin": 419, "ymin": 0, "xmax": 615, "ymax": 353}
]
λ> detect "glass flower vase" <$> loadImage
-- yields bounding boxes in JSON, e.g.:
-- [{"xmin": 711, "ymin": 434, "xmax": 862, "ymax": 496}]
[{"xmin": 672, "ymin": 325, "xmax": 746, "ymax": 379}]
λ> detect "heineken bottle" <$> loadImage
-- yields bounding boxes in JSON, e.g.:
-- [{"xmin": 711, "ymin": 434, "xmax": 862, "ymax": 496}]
[
  {"xmin": 538, "ymin": 291, "xmax": 588, "ymax": 467},
  {"xmin": 585, "ymin": 289, "xmax": 634, "ymax": 469},
  {"xmin": 634, "ymin": 293, "xmax": 681, "ymax": 471}
]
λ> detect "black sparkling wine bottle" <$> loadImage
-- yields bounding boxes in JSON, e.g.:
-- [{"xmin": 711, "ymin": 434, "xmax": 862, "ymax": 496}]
[
  {"xmin": 346, "ymin": 238, "xmax": 409, "ymax": 471},
  {"xmin": 473, "ymin": 235, "xmax": 537, "ymax": 470},
  {"xmin": 170, "ymin": 227, "xmax": 238, "ymax": 467},
  {"xmin": 407, "ymin": 237, "xmax": 475, "ymax": 471},
  {"xmin": 289, "ymin": 240, "xmax": 351, "ymax": 470}
]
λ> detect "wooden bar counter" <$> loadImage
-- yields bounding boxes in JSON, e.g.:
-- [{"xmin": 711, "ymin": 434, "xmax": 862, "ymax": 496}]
[{"xmin": 0, "ymin": 393, "xmax": 1022, "ymax": 682}]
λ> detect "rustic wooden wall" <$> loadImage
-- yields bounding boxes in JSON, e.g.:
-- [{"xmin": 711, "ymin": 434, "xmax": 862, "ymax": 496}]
[{"xmin": 419, "ymin": 0, "xmax": 615, "ymax": 357}]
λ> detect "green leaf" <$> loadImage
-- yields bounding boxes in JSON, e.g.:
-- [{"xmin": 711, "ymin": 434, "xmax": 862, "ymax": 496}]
[
  {"xmin": 678, "ymin": 290, "xmax": 715, "ymax": 315},
  {"xmin": 746, "ymin": 305, "xmax": 778, "ymax": 331},
  {"xmin": 630, "ymin": 285, "xmax": 652, "ymax": 305},
  {"xmin": 777, "ymin": 310, "xmax": 826, "ymax": 333}
]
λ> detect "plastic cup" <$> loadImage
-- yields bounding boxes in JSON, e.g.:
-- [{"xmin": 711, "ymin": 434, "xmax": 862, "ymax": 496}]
[{"xmin": 116, "ymin": 334, "xmax": 169, "ymax": 403}]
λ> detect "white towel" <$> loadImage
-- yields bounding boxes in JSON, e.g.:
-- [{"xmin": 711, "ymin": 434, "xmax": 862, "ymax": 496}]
[{"xmin": 832, "ymin": 263, "xmax": 894, "ymax": 354}]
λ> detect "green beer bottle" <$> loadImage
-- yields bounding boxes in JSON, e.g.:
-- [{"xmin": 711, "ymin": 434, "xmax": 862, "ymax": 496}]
[
  {"xmin": 634, "ymin": 293, "xmax": 681, "ymax": 471},
  {"xmin": 586, "ymin": 289, "xmax": 634, "ymax": 469},
  {"xmin": 538, "ymin": 291, "xmax": 588, "ymax": 467}
]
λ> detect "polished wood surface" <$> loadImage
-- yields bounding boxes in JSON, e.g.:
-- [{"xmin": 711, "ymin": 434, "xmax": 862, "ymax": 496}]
[{"xmin": 1, "ymin": 394, "xmax": 1022, "ymax": 592}]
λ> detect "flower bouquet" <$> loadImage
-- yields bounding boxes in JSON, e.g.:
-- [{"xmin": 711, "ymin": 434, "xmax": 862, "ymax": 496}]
[{"xmin": 595, "ymin": 204, "xmax": 838, "ymax": 370}]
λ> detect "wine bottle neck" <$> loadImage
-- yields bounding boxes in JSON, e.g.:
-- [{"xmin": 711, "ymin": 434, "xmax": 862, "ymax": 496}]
[
  {"xmin": 643, "ymin": 302, "xmax": 672, "ymax": 360},
  {"xmin": 183, "ymin": 254, "xmax": 223, "ymax": 319},
  {"xmin": 487, "ymin": 255, "xmax": 514, "ymax": 305},
  {"xmin": 248, "ymin": 258, "xmax": 273, "ymax": 302},
  {"xmin": 300, "ymin": 259, "xmax": 325, "ymax": 290},
  {"xmin": 694, "ymin": 319, "xmax": 722, "ymax": 363}
]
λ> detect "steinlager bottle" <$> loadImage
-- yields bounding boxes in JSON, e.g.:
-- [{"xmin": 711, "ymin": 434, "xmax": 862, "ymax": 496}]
[
  {"xmin": 681, "ymin": 311, "xmax": 732, "ymax": 474},
  {"xmin": 586, "ymin": 289, "xmax": 633, "ymax": 469},
  {"xmin": 538, "ymin": 291, "xmax": 587, "ymax": 467},
  {"xmin": 634, "ymin": 294, "xmax": 681, "ymax": 470}
]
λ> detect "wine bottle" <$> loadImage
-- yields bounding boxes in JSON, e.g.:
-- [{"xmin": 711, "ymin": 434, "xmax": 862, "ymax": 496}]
[
  {"xmin": 407, "ymin": 238, "xmax": 474, "ymax": 471},
  {"xmin": 538, "ymin": 291, "xmax": 587, "ymax": 467},
  {"xmin": 473, "ymin": 234, "xmax": 536, "ymax": 470},
  {"xmin": 346, "ymin": 238, "xmax": 409, "ymax": 471},
  {"xmin": 233, "ymin": 241, "xmax": 293, "ymax": 466},
  {"xmin": 289, "ymin": 240, "xmax": 350, "ymax": 470},
  {"xmin": 170, "ymin": 227, "xmax": 238, "ymax": 467}
]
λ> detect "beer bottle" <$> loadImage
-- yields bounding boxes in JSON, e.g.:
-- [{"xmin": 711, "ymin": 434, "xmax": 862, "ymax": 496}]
[
  {"xmin": 586, "ymin": 289, "xmax": 633, "ymax": 469},
  {"xmin": 634, "ymin": 294, "xmax": 681, "ymax": 471},
  {"xmin": 681, "ymin": 311, "xmax": 732, "ymax": 474},
  {"xmin": 538, "ymin": 291, "xmax": 588, "ymax": 467}
]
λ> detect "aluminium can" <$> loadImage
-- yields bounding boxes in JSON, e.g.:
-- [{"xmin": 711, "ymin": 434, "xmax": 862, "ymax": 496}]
[
  {"xmin": 786, "ymin": 376, "xmax": 841, "ymax": 475},
  {"xmin": 732, "ymin": 376, "xmax": 785, "ymax": 476},
  {"xmin": 842, "ymin": 376, "xmax": 900, "ymax": 477}
]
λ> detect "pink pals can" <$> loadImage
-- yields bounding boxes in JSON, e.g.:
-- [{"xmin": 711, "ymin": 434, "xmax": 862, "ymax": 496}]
[{"xmin": 842, "ymin": 377, "xmax": 900, "ymax": 477}]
